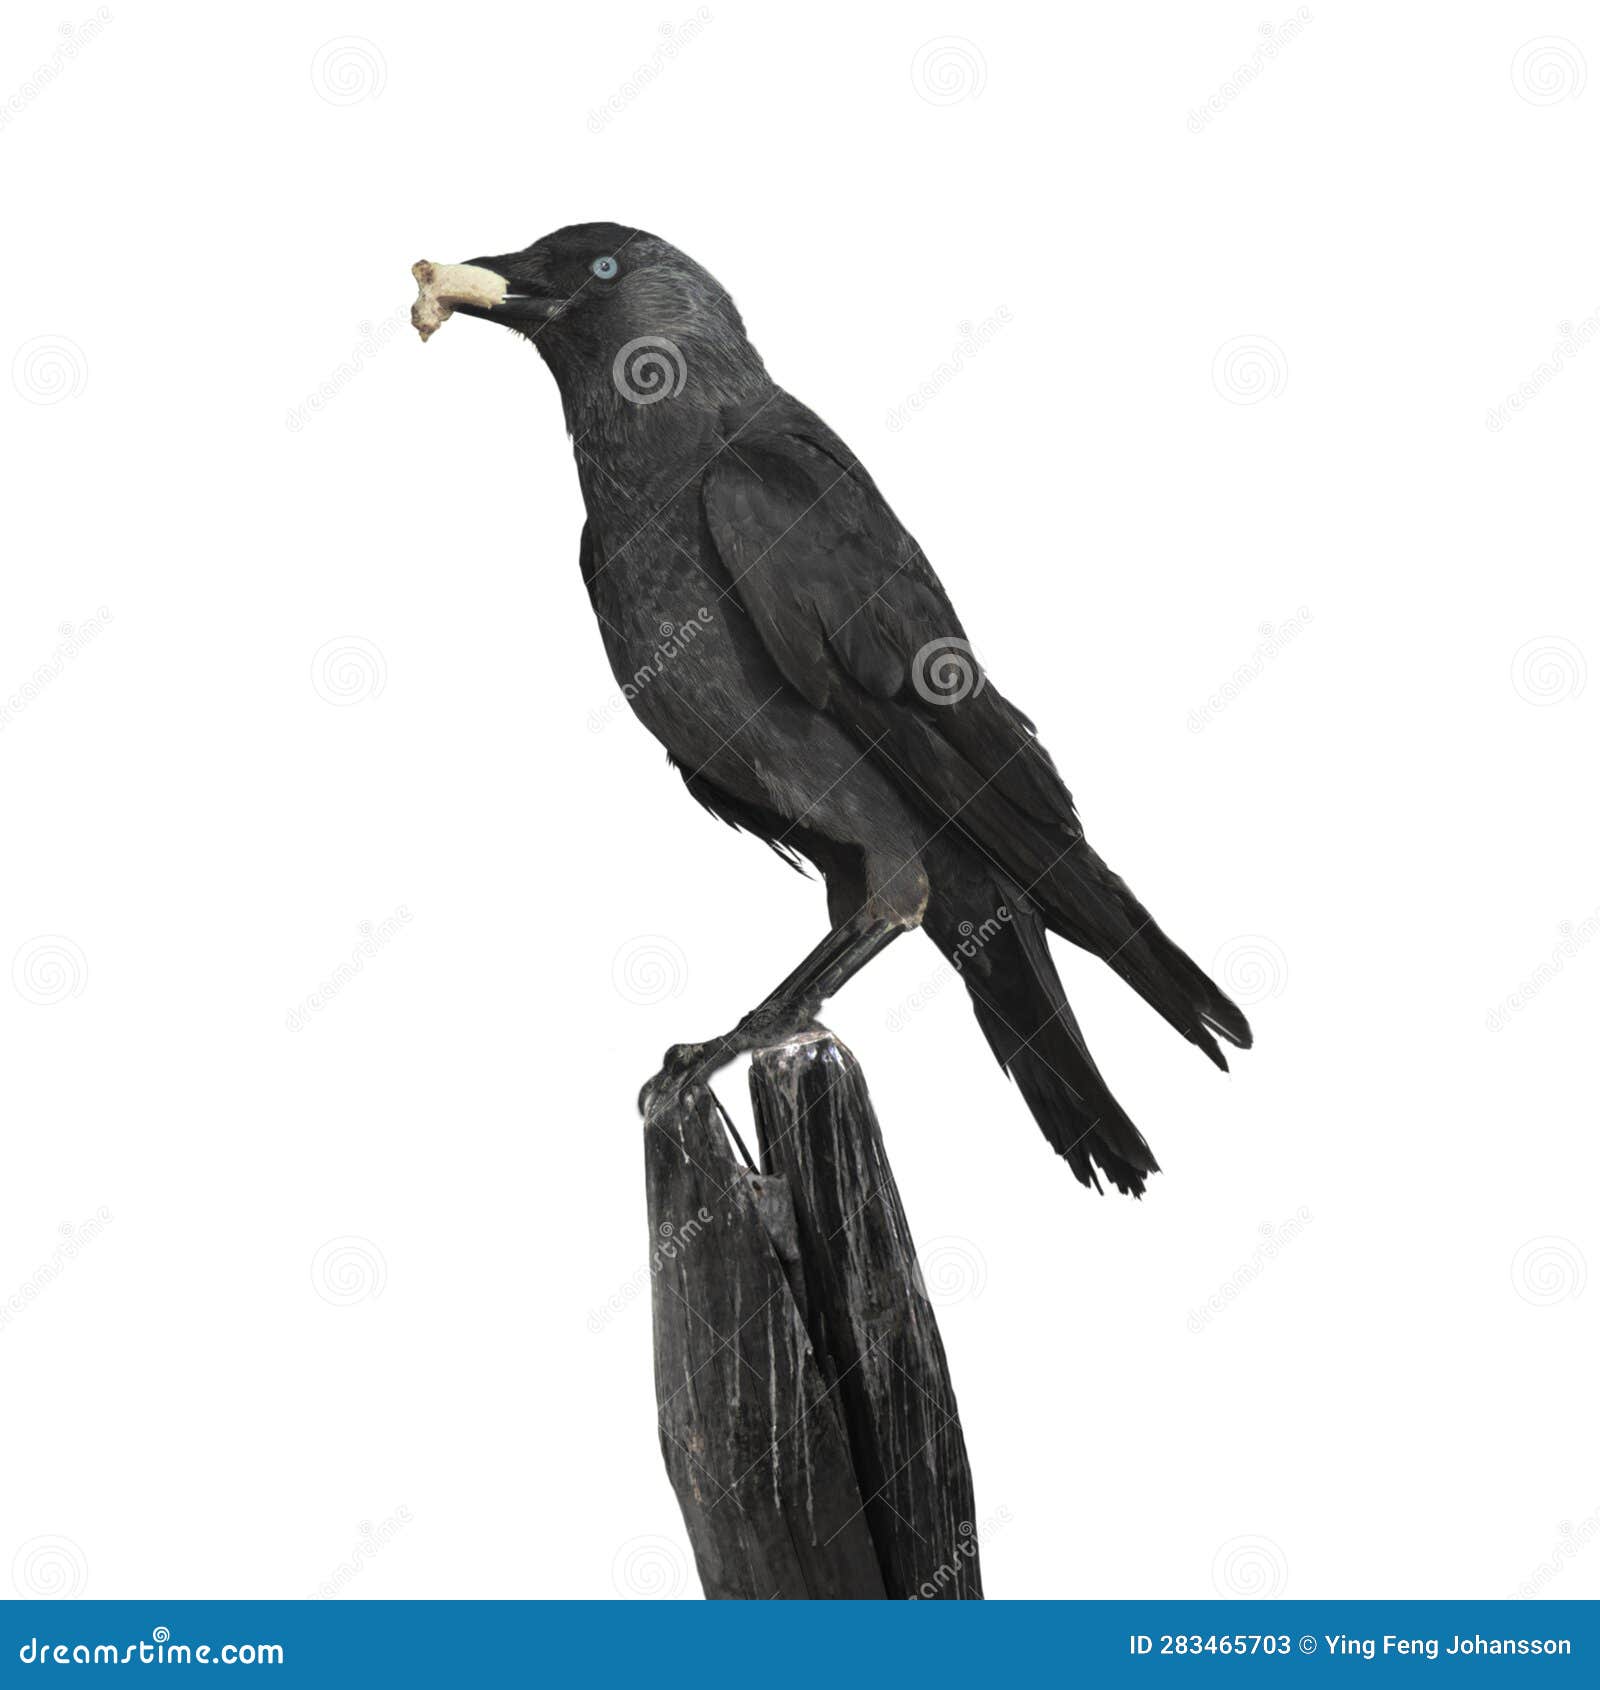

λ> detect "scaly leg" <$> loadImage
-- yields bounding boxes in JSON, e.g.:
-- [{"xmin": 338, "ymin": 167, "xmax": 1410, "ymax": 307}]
[{"xmin": 638, "ymin": 913, "xmax": 905, "ymax": 1116}]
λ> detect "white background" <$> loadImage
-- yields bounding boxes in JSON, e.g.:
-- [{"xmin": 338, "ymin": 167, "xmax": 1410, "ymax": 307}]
[{"xmin": 3, "ymin": 0, "xmax": 1596, "ymax": 1603}]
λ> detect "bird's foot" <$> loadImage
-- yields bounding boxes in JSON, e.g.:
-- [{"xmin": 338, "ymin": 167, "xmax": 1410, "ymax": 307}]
[
  {"xmin": 636, "ymin": 996, "xmax": 822, "ymax": 1118},
  {"xmin": 637, "ymin": 1039, "xmax": 721, "ymax": 1118}
]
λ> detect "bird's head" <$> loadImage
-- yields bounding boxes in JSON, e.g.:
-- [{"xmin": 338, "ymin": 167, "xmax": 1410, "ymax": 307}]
[{"xmin": 429, "ymin": 222, "xmax": 771, "ymax": 431}]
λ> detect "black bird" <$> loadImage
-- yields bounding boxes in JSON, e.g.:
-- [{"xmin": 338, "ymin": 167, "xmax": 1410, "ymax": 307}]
[{"xmin": 427, "ymin": 222, "xmax": 1251, "ymax": 1195}]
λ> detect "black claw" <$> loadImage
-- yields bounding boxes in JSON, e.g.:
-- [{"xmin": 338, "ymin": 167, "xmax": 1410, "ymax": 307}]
[{"xmin": 637, "ymin": 1041, "xmax": 709, "ymax": 1117}]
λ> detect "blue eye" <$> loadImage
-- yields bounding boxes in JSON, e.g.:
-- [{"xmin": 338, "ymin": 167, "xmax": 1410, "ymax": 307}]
[{"xmin": 591, "ymin": 255, "xmax": 619, "ymax": 280}]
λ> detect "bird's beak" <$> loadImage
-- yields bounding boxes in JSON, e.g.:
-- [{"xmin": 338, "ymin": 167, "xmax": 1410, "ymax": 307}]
[
  {"xmin": 410, "ymin": 256, "xmax": 563, "ymax": 342},
  {"xmin": 452, "ymin": 253, "xmax": 564, "ymax": 329}
]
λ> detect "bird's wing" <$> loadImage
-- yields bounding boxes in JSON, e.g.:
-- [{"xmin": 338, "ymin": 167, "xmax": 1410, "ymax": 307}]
[
  {"xmin": 702, "ymin": 431, "xmax": 1078, "ymax": 835},
  {"xmin": 702, "ymin": 428, "xmax": 1251, "ymax": 1065}
]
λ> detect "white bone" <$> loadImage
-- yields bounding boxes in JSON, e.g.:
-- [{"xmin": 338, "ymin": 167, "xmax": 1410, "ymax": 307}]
[{"xmin": 410, "ymin": 260, "xmax": 509, "ymax": 342}]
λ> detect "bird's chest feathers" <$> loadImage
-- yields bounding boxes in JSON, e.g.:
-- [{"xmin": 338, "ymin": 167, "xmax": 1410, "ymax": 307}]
[{"xmin": 583, "ymin": 520, "xmax": 732, "ymax": 721}]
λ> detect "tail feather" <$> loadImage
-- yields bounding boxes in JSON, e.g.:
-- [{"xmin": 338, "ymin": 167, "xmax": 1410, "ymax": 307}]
[
  {"xmin": 1037, "ymin": 842, "xmax": 1253, "ymax": 1068},
  {"xmin": 926, "ymin": 877, "xmax": 1158, "ymax": 1196},
  {"xmin": 850, "ymin": 688, "xmax": 1251, "ymax": 1066}
]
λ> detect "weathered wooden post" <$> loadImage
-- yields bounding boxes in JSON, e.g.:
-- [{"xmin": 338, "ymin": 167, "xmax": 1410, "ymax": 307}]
[{"xmin": 645, "ymin": 1030, "xmax": 982, "ymax": 1599}]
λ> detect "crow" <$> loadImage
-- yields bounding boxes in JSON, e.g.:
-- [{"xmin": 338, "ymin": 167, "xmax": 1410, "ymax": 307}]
[{"xmin": 422, "ymin": 222, "xmax": 1251, "ymax": 1195}]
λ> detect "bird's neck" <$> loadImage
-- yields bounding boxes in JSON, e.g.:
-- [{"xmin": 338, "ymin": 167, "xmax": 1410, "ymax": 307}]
[
  {"xmin": 537, "ymin": 329, "xmax": 777, "ymax": 493},
  {"xmin": 549, "ymin": 356, "xmax": 776, "ymax": 509}
]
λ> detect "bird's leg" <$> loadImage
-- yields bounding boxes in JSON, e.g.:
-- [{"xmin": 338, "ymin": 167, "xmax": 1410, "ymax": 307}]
[{"xmin": 638, "ymin": 912, "xmax": 905, "ymax": 1115}]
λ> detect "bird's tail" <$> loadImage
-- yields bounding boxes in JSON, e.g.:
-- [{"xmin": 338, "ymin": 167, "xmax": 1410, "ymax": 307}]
[
  {"xmin": 923, "ymin": 871, "xmax": 1159, "ymax": 1196},
  {"xmin": 1033, "ymin": 841, "xmax": 1253, "ymax": 1072}
]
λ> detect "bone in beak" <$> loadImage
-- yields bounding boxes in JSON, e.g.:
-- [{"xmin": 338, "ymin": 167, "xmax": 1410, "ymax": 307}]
[{"xmin": 410, "ymin": 260, "xmax": 509, "ymax": 342}]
